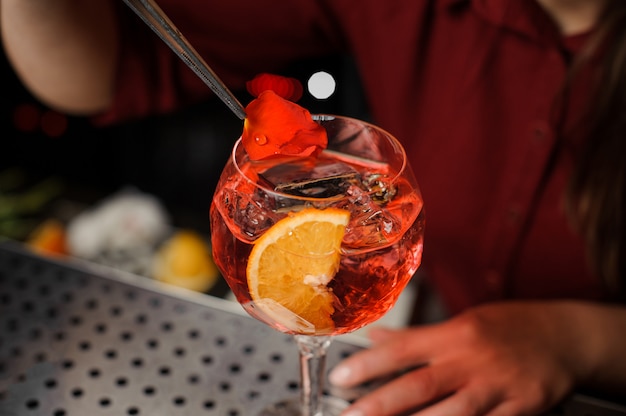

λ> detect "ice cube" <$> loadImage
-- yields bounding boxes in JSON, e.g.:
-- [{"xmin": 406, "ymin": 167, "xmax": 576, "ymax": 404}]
[
  {"xmin": 362, "ymin": 173, "xmax": 397, "ymax": 203},
  {"xmin": 222, "ymin": 187, "xmax": 281, "ymax": 238},
  {"xmin": 340, "ymin": 185, "xmax": 403, "ymax": 248},
  {"xmin": 260, "ymin": 160, "xmax": 360, "ymax": 198}
]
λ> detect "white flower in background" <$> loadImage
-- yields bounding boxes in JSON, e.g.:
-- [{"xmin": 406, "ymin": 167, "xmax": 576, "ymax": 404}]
[{"xmin": 67, "ymin": 188, "xmax": 170, "ymax": 259}]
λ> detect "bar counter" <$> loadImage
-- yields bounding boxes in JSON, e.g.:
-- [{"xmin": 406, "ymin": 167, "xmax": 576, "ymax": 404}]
[{"xmin": 0, "ymin": 241, "xmax": 625, "ymax": 416}]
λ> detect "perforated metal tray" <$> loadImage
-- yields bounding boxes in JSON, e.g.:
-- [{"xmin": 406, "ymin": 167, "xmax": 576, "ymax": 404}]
[
  {"xmin": 0, "ymin": 241, "xmax": 625, "ymax": 416},
  {"xmin": 0, "ymin": 242, "xmax": 371, "ymax": 416}
]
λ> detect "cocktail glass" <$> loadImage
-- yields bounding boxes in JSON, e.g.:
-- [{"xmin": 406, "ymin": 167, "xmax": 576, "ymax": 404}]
[{"xmin": 210, "ymin": 115, "xmax": 425, "ymax": 415}]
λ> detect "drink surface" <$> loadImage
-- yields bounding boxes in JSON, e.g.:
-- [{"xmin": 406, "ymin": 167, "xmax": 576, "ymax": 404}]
[{"xmin": 211, "ymin": 146, "xmax": 424, "ymax": 336}]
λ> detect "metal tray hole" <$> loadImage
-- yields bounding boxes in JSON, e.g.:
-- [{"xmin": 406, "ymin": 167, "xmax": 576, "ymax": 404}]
[
  {"xmin": 257, "ymin": 372, "xmax": 272, "ymax": 383},
  {"xmin": 68, "ymin": 315, "xmax": 82, "ymax": 326},
  {"xmin": 120, "ymin": 331, "xmax": 133, "ymax": 342},
  {"xmin": 94, "ymin": 323, "xmax": 107, "ymax": 334},
  {"xmin": 201, "ymin": 311, "xmax": 215, "ymax": 321},
  {"xmin": 37, "ymin": 284, "xmax": 51, "ymax": 296},
  {"xmin": 88, "ymin": 368, "xmax": 101, "ymax": 378},
  {"xmin": 148, "ymin": 297, "xmax": 162, "ymax": 309},
  {"xmin": 127, "ymin": 406, "xmax": 140, "ymax": 415},
  {"xmin": 44, "ymin": 378, "xmax": 57, "ymax": 388},
  {"xmin": 6, "ymin": 318, "xmax": 18, "ymax": 333},
  {"xmin": 188, "ymin": 329, "xmax": 201, "ymax": 339},
  {"xmin": 115, "ymin": 377, "xmax": 129, "ymax": 387},
  {"xmin": 131, "ymin": 358, "xmax": 144, "ymax": 368},
  {"xmin": 30, "ymin": 327, "xmax": 43, "ymax": 340},
  {"xmin": 201, "ymin": 355, "xmax": 213, "ymax": 365},
  {"xmin": 135, "ymin": 313, "xmax": 148, "ymax": 324},
  {"xmin": 1, "ymin": 293, "xmax": 11, "ymax": 305},
  {"xmin": 70, "ymin": 387, "xmax": 84, "ymax": 398},
  {"xmin": 15, "ymin": 278, "xmax": 29, "ymax": 291},
  {"xmin": 53, "ymin": 268, "xmax": 67, "ymax": 282},
  {"xmin": 146, "ymin": 339, "xmax": 159, "ymax": 350},
  {"xmin": 172, "ymin": 396, "xmax": 186, "ymax": 406},
  {"xmin": 61, "ymin": 291, "xmax": 74, "ymax": 303},
  {"xmin": 161, "ymin": 321, "xmax": 174, "ymax": 332},
  {"xmin": 101, "ymin": 282, "xmax": 113, "ymax": 293},
  {"xmin": 53, "ymin": 409, "xmax": 67, "ymax": 416},
  {"xmin": 143, "ymin": 386, "xmax": 156, "ymax": 396},
  {"xmin": 158, "ymin": 366, "xmax": 171, "ymax": 377},
  {"xmin": 25, "ymin": 398, "xmax": 39, "ymax": 409},
  {"xmin": 99, "ymin": 397, "xmax": 112, "ymax": 407},
  {"xmin": 46, "ymin": 307, "xmax": 58, "ymax": 319},
  {"xmin": 187, "ymin": 374, "xmax": 200, "ymax": 384},
  {"xmin": 173, "ymin": 347, "xmax": 186, "ymax": 357},
  {"xmin": 104, "ymin": 349, "xmax": 118, "ymax": 359},
  {"xmin": 110, "ymin": 306, "xmax": 124, "ymax": 317},
  {"xmin": 10, "ymin": 346, "xmax": 22, "ymax": 357},
  {"xmin": 21, "ymin": 300, "xmax": 35, "ymax": 313}
]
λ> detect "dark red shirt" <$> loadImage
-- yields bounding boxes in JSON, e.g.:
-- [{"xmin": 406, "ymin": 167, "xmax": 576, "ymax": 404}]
[{"xmin": 100, "ymin": 0, "xmax": 608, "ymax": 314}]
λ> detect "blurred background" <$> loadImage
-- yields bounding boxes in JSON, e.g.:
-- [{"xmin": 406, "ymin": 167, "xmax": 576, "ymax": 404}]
[{"xmin": 0, "ymin": 47, "xmax": 372, "ymax": 298}]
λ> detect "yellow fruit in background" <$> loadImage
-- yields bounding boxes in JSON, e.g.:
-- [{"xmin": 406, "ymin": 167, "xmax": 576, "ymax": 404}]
[{"xmin": 153, "ymin": 230, "xmax": 218, "ymax": 293}]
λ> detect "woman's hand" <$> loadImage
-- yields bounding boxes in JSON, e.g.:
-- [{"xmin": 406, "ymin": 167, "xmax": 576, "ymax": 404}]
[{"xmin": 329, "ymin": 301, "xmax": 621, "ymax": 416}]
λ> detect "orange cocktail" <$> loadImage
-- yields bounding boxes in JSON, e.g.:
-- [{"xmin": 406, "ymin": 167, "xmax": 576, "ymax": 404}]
[{"xmin": 210, "ymin": 90, "xmax": 424, "ymax": 415}]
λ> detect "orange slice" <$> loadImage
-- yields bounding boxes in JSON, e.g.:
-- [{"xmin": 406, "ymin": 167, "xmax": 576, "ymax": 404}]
[{"xmin": 246, "ymin": 207, "xmax": 350, "ymax": 334}]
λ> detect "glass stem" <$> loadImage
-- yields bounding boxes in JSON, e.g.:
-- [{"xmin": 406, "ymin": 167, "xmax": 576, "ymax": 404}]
[{"xmin": 295, "ymin": 335, "xmax": 332, "ymax": 416}]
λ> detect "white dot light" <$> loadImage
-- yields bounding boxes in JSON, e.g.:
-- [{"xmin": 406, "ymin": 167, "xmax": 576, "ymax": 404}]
[{"xmin": 307, "ymin": 71, "xmax": 336, "ymax": 99}]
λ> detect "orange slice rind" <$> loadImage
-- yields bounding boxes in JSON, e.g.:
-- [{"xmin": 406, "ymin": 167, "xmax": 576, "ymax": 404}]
[{"xmin": 246, "ymin": 207, "xmax": 350, "ymax": 334}]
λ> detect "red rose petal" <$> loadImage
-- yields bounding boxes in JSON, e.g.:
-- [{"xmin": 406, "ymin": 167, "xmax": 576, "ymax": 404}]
[{"xmin": 241, "ymin": 90, "xmax": 327, "ymax": 160}]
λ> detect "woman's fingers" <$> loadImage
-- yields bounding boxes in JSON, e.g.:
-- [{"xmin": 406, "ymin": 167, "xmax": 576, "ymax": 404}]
[
  {"xmin": 338, "ymin": 360, "xmax": 466, "ymax": 416},
  {"xmin": 330, "ymin": 327, "xmax": 430, "ymax": 388},
  {"xmin": 411, "ymin": 387, "xmax": 502, "ymax": 416}
]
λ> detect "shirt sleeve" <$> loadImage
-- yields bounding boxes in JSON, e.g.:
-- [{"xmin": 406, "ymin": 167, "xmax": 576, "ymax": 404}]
[{"xmin": 92, "ymin": 0, "xmax": 344, "ymax": 126}]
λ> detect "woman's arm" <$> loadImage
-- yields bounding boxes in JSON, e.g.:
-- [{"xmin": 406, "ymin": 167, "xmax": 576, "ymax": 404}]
[
  {"xmin": 1, "ymin": 0, "xmax": 118, "ymax": 114},
  {"xmin": 330, "ymin": 301, "xmax": 626, "ymax": 416}
]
